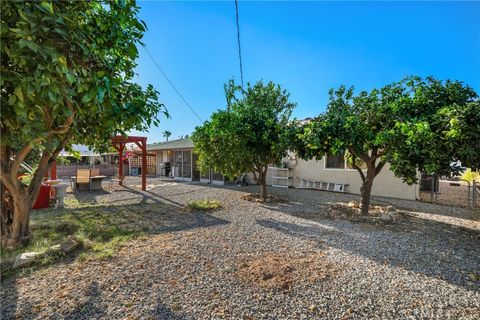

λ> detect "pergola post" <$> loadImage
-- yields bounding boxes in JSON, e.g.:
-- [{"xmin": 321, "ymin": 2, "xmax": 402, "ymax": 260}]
[
  {"xmin": 111, "ymin": 135, "xmax": 147, "ymax": 191},
  {"xmin": 118, "ymin": 144, "xmax": 124, "ymax": 186},
  {"xmin": 141, "ymin": 138, "xmax": 147, "ymax": 191}
]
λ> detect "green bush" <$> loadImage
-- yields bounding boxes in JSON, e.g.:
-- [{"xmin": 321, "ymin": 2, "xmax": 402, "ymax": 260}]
[{"xmin": 187, "ymin": 199, "xmax": 221, "ymax": 211}]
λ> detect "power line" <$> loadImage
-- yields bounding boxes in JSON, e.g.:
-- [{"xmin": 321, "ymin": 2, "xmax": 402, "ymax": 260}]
[
  {"xmin": 142, "ymin": 45, "xmax": 203, "ymax": 123},
  {"xmin": 234, "ymin": 0, "xmax": 244, "ymax": 89}
]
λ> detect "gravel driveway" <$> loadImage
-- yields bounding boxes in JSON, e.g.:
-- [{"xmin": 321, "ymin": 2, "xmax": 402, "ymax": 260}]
[{"xmin": 2, "ymin": 177, "xmax": 479, "ymax": 319}]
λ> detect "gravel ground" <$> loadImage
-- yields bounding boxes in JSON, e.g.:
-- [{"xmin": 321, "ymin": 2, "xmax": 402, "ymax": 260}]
[{"xmin": 1, "ymin": 177, "xmax": 479, "ymax": 319}]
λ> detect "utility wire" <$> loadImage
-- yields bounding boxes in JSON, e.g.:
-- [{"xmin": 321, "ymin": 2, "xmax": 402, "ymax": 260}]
[
  {"xmin": 142, "ymin": 45, "xmax": 203, "ymax": 123},
  {"xmin": 234, "ymin": 0, "xmax": 245, "ymax": 89}
]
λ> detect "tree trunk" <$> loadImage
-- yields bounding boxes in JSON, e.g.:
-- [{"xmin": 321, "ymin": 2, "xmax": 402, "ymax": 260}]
[
  {"xmin": 258, "ymin": 166, "xmax": 268, "ymax": 200},
  {"xmin": 4, "ymin": 193, "xmax": 32, "ymax": 246},
  {"xmin": 1, "ymin": 156, "xmax": 51, "ymax": 247},
  {"xmin": 360, "ymin": 168, "xmax": 375, "ymax": 215}
]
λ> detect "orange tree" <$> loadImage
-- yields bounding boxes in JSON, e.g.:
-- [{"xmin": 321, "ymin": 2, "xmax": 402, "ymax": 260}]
[
  {"xmin": 0, "ymin": 1, "xmax": 168, "ymax": 247},
  {"xmin": 294, "ymin": 77, "xmax": 478, "ymax": 214},
  {"xmin": 192, "ymin": 80, "xmax": 296, "ymax": 200}
]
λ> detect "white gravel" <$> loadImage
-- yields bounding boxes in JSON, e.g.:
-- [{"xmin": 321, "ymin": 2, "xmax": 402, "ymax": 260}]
[{"xmin": 1, "ymin": 177, "xmax": 479, "ymax": 319}]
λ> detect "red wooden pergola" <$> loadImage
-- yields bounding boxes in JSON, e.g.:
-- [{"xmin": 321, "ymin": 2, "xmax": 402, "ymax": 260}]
[{"xmin": 111, "ymin": 135, "xmax": 147, "ymax": 191}]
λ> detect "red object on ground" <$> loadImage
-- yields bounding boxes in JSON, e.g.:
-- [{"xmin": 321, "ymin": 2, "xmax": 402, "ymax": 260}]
[{"xmin": 32, "ymin": 184, "xmax": 51, "ymax": 209}]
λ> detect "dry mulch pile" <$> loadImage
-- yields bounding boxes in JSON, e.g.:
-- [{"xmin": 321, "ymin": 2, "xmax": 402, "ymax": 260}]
[{"xmin": 236, "ymin": 251, "xmax": 340, "ymax": 292}]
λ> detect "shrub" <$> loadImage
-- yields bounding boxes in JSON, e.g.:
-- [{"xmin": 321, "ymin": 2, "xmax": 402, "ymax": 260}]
[
  {"xmin": 461, "ymin": 168, "xmax": 480, "ymax": 183},
  {"xmin": 187, "ymin": 199, "xmax": 221, "ymax": 211}
]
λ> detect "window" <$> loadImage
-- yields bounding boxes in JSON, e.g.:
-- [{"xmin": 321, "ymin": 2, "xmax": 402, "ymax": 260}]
[
  {"xmin": 325, "ymin": 152, "xmax": 368, "ymax": 170},
  {"xmin": 346, "ymin": 157, "xmax": 368, "ymax": 170},
  {"xmin": 325, "ymin": 153, "xmax": 345, "ymax": 169}
]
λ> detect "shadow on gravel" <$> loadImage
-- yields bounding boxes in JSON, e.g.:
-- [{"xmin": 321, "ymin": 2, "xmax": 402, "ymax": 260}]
[
  {"xmin": 63, "ymin": 281, "xmax": 105, "ymax": 319},
  {"xmin": 1, "ymin": 199, "xmax": 229, "ymax": 319},
  {"xmin": 0, "ymin": 274, "xmax": 19, "ymax": 320},
  {"xmin": 154, "ymin": 303, "xmax": 189, "ymax": 320},
  {"xmin": 257, "ymin": 217, "xmax": 480, "ymax": 292}
]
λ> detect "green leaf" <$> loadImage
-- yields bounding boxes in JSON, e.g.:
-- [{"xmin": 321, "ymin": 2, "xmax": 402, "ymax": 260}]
[
  {"xmin": 18, "ymin": 39, "xmax": 39, "ymax": 52},
  {"xmin": 127, "ymin": 42, "xmax": 138, "ymax": 58},
  {"xmin": 47, "ymin": 90, "xmax": 56, "ymax": 102},
  {"xmin": 8, "ymin": 94, "xmax": 16, "ymax": 105},
  {"xmin": 58, "ymin": 55, "xmax": 67, "ymax": 66},
  {"xmin": 66, "ymin": 73, "xmax": 76, "ymax": 84},
  {"xmin": 40, "ymin": 2, "xmax": 54, "ymax": 14},
  {"xmin": 15, "ymin": 87, "xmax": 24, "ymax": 102}
]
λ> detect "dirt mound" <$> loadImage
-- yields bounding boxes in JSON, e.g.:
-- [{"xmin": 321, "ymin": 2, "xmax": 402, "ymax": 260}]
[
  {"xmin": 327, "ymin": 203, "xmax": 404, "ymax": 224},
  {"xmin": 236, "ymin": 251, "xmax": 339, "ymax": 291}
]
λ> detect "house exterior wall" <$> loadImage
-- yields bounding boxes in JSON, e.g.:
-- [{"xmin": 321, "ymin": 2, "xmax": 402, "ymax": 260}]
[{"xmin": 266, "ymin": 157, "xmax": 419, "ymax": 200}]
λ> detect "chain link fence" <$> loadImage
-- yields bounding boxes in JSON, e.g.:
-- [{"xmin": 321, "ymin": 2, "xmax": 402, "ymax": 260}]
[{"xmin": 420, "ymin": 175, "xmax": 479, "ymax": 209}]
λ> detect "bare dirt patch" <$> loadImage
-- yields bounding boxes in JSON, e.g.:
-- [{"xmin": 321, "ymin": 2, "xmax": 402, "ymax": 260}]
[{"xmin": 236, "ymin": 251, "xmax": 340, "ymax": 291}]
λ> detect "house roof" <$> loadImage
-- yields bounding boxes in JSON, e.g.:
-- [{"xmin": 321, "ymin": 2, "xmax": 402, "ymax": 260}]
[
  {"xmin": 59, "ymin": 144, "xmax": 116, "ymax": 157},
  {"xmin": 147, "ymin": 137, "xmax": 194, "ymax": 151}
]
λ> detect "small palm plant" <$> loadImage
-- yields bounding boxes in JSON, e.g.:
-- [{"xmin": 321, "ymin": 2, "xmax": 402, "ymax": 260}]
[{"xmin": 461, "ymin": 168, "xmax": 480, "ymax": 183}]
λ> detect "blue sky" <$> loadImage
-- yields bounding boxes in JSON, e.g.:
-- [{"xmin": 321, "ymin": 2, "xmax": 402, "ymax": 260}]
[{"xmin": 130, "ymin": 1, "xmax": 480, "ymax": 143}]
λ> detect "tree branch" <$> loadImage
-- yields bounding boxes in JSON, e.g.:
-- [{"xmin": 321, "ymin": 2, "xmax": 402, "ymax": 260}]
[
  {"xmin": 374, "ymin": 159, "xmax": 387, "ymax": 177},
  {"xmin": 48, "ymin": 111, "xmax": 76, "ymax": 134},
  {"xmin": 27, "ymin": 132, "xmax": 73, "ymax": 197},
  {"xmin": 348, "ymin": 148, "xmax": 366, "ymax": 182}
]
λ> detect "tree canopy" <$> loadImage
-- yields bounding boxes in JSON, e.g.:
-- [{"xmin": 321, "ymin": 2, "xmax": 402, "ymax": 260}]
[
  {"xmin": 0, "ymin": 0, "xmax": 168, "ymax": 246},
  {"xmin": 294, "ymin": 76, "xmax": 478, "ymax": 214},
  {"xmin": 192, "ymin": 80, "xmax": 296, "ymax": 199}
]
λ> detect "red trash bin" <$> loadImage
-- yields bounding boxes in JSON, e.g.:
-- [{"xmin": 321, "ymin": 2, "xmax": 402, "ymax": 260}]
[{"xmin": 32, "ymin": 184, "xmax": 51, "ymax": 209}]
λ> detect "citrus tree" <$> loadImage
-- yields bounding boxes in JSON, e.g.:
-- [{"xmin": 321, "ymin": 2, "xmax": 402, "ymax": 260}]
[
  {"xmin": 1, "ymin": 0, "xmax": 168, "ymax": 247},
  {"xmin": 192, "ymin": 80, "xmax": 296, "ymax": 200},
  {"xmin": 295, "ymin": 77, "xmax": 478, "ymax": 214}
]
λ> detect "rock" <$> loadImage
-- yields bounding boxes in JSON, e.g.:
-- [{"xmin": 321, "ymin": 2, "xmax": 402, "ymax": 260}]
[
  {"xmin": 0, "ymin": 257, "xmax": 15, "ymax": 273},
  {"xmin": 13, "ymin": 251, "xmax": 44, "ymax": 269},
  {"xmin": 388, "ymin": 212, "xmax": 403, "ymax": 221},
  {"xmin": 309, "ymin": 304, "xmax": 317, "ymax": 312},
  {"xmin": 386, "ymin": 206, "xmax": 397, "ymax": 213},
  {"xmin": 348, "ymin": 201, "xmax": 359, "ymax": 208},
  {"xmin": 467, "ymin": 273, "xmax": 478, "ymax": 282},
  {"xmin": 379, "ymin": 213, "xmax": 393, "ymax": 223},
  {"xmin": 60, "ymin": 236, "xmax": 79, "ymax": 254},
  {"xmin": 46, "ymin": 244, "xmax": 61, "ymax": 255},
  {"xmin": 82, "ymin": 239, "xmax": 93, "ymax": 250}
]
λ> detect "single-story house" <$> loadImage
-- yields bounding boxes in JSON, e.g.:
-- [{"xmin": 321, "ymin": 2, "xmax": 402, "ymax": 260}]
[
  {"xmin": 147, "ymin": 138, "xmax": 419, "ymax": 200},
  {"xmin": 147, "ymin": 137, "xmax": 228, "ymax": 184},
  {"xmin": 265, "ymin": 153, "xmax": 419, "ymax": 200}
]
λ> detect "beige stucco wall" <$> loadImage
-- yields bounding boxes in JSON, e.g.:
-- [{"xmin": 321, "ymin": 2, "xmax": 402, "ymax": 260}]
[{"xmin": 266, "ymin": 157, "xmax": 419, "ymax": 201}]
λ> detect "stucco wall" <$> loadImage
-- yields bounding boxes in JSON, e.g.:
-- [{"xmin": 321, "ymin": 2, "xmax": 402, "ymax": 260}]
[{"xmin": 266, "ymin": 158, "xmax": 419, "ymax": 201}]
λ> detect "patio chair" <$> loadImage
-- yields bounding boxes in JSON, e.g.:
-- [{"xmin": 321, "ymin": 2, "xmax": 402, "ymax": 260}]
[
  {"xmin": 90, "ymin": 168, "xmax": 100, "ymax": 176},
  {"xmin": 75, "ymin": 169, "xmax": 91, "ymax": 192}
]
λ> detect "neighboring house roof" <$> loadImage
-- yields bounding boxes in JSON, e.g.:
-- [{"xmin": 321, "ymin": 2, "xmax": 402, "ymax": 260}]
[
  {"xmin": 147, "ymin": 137, "xmax": 194, "ymax": 151},
  {"xmin": 59, "ymin": 144, "xmax": 117, "ymax": 157}
]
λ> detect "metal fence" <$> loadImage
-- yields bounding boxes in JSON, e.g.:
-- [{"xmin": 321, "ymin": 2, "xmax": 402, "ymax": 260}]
[{"xmin": 420, "ymin": 175, "xmax": 479, "ymax": 209}]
